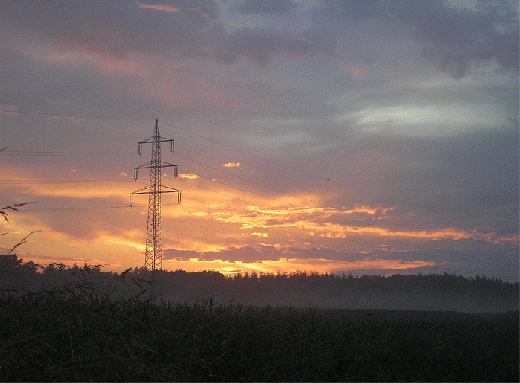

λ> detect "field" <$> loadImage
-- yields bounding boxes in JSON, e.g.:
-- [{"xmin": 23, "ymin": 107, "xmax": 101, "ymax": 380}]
[
  {"xmin": 0, "ymin": 257, "xmax": 519, "ymax": 381},
  {"xmin": 1, "ymin": 295, "xmax": 518, "ymax": 382}
]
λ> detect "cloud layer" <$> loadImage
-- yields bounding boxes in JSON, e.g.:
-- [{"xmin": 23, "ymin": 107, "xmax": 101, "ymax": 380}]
[
  {"xmin": 323, "ymin": 0, "xmax": 519, "ymax": 77},
  {"xmin": 0, "ymin": 0, "xmax": 517, "ymax": 281}
]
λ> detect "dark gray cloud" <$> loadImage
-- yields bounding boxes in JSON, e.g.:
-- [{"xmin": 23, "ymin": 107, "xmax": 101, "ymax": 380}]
[
  {"xmin": 314, "ymin": 121, "xmax": 519, "ymax": 237},
  {"xmin": 343, "ymin": 242, "xmax": 519, "ymax": 282},
  {"xmin": 236, "ymin": 0, "xmax": 298, "ymax": 15},
  {"xmin": 209, "ymin": 24, "xmax": 333, "ymax": 66},
  {"xmin": 0, "ymin": 0, "xmax": 330, "ymax": 67},
  {"xmin": 165, "ymin": 245, "xmax": 366, "ymax": 263},
  {"xmin": 165, "ymin": 240, "xmax": 519, "ymax": 282},
  {"xmin": 323, "ymin": 0, "xmax": 519, "ymax": 78},
  {"xmin": 165, "ymin": 245, "xmax": 279, "ymax": 262},
  {"xmin": 0, "ymin": 0, "xmax": 218, "ymax": 59},
  {"xmin": 392, "ymin": 124, "xmax": 518, "ymax": 234}
]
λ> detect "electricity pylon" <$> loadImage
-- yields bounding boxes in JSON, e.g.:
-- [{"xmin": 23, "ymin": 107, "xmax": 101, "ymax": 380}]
[{"xmin": 131, "ymin": 119, "xmax": 181, "ymax": 271}]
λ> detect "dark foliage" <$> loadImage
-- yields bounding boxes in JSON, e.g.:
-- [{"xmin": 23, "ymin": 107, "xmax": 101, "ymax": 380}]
[{"xmin": 0, "ymin": 294, "xmax": 518, "ymax": 382}]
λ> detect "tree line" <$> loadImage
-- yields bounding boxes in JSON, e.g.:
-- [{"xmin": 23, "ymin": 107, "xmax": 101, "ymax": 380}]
[{"xmin": 1, "ymin": 253, "xmax": 518, "ymax": 312}]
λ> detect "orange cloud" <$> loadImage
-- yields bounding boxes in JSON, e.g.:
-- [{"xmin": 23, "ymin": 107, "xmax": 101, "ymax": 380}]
[
  {"xmin": 345, "ymin": 64, "xmax": 367, "ymax": 79},
  {"xmin": 3, "ymin": 162, "xmax": 507, "ymax": 256},
  {"xmin": 333, "ymin": 58, "xmax": 367, "ymax": 79},
  {"xmin": 0, "ymin": 104, "xmax": 20, "ymax": 116},
  {"xmin": 20, "ymin": 43, "xmax": 151, "ymax": 77},
  {"xmin": 344, "ymin": 205, "xmax": 394, "ymax": 215},
  {"xmin": 3, "ymin": 158, "xmax": 515, "ymax": 277},
  {"xmin": 163, "ymin": 257, "xmax": 439, "ymax": 276},
  {"xmin": 187, "ymin": 7, "xmax": 210, "ymax": 18},
  {"xmin": 209, "ymin": 200, "xmax": 498, "ymax": 246},
  {"xmin": 178, "ymin": 173, "xmax": 200, "ymax": 179},
  {"xmin": 134, "ymin": 2, "xmax": 210, "ymax": 18},
  {"xmin": 223, "ymin": 162, "xmax": 240, "ymax": 168},
  {"xmin": 20, "ymin": 182, "xmax": 130, "ymax": 200},
  {"xmin": 135, "ymin": 1, "xmax": 180, "ymax": 13}
]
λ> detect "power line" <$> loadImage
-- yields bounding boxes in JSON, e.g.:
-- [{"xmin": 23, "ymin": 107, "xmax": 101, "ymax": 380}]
[
  {"xmin": 0, "ymin": 179, "xmax": 136, "ymax": 184},
  {"xmin": 0, "ymin": 108, "xmax": 153, "ymax": 121},
  {"xmin": 0, "ymin": 150, "xmax": 135, "ymax": 157},
  {"xmin": 2, "ymin": 108, "xmax": 356, "ymax": 192},
  {"xmin": 0, "ymin": 110, "xmax": 444, "ymax": 260},
  {"xmin": 2, "ymin": 111, "xmax": 328, "ymax": 203},
  {"xmin": 3, "ymin": 154, "xmax": 317, "ymax": 211},
  {"xmin": 23, "ymin": 205, "xmax": 132, "ymax": 212},
  {"xmin": 173, "ymin": 151, "xmax": 313, "ymax": 200},
  {"xmin": 158, "ymin": 118, "xmax": 322, "ymax": 179},
  {"xmin": 1, "ymin": 109, "xmax": 404, "ymax": 251},
  {"xmin": 2, "ymin": 108, "xmax": 356, "ymax": 196},
  {"xmin": 158, "ymin": 118, "xmax": 362, "ymax": 192}
]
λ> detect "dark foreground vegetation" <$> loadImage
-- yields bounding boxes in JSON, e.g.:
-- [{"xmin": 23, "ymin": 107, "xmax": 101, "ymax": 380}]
[
  {"xmin": 1, "ymin": 294, "xmax": 518, "ymax": 382},
  {"xmin": 1, "ymin": 254, "xmax": 519, "ymax": 381}
]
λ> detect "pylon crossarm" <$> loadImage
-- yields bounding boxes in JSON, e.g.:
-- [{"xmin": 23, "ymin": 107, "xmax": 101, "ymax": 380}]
[
  {"xmin": 159, "ymin": 138, "xmax": 174, "ymax": 143},
  {"xmin": 129, "ymin": 186, "xmax": 151, "ymax": 205},
  {"xmin": 159, "ymin": 185, "xmax": 181, "ymax": 192},
  {"xmin": 131, "ymin": 187, "xmax": 180, "ymax": 196},
  {"xmin": 135, "ymin": 162, "xmax": 152, "ymax": 169},
  {"xmin": 158, "ymin": 186, "xmax": 181, "ymax": 203},
  {"xmin": 135, "ymin": 161, "xmax": 175, "ymax": 170},
  {"xmin": 131, "ymin": 185, "xmax": 152, "ymax": 195},
  {"xmin": 139, "ymin": 137, "xmax": 173, "ymax": 144}
]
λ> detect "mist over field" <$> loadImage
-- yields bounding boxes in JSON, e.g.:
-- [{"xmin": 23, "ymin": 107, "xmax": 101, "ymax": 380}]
[
  {"xmin": 159, "ymin": 272, "xmax": 519, "ymax": 314},
  {"xmin": 138, "ymin": 270, "xmax": 520, "ymax": 314}
]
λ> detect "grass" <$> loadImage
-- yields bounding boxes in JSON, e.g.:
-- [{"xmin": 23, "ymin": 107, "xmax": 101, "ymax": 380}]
[{"xmin": 1, "ymin": 293, "xmax": 518, "ymax": 382}]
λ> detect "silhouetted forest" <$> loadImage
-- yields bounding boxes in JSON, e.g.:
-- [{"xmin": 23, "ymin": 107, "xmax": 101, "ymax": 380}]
[{"xmin": 1, "ymin": 253, "xmax": 518, "ymax": 313}]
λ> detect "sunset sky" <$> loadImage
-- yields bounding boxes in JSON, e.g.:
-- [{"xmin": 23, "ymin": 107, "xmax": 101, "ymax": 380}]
[{"xmin": 1, "ymin": 0, "xmax": 518, "ymax": 281}]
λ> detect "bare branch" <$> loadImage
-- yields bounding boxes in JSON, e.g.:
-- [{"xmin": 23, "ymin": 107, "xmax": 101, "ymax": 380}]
[
  {"xmin": 1, "ymin": 202, "xmax": 37, "ymax": 222},
  {"xmin": 14, "ymin": 202, "xmax": 37, "ymax": 207},
  {"xmin": 7, "ymin": 230, "xmax": 41, "ymax": 255}
]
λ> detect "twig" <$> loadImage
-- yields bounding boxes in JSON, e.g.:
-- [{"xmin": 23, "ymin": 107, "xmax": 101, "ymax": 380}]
[
  {"xmin": 7, "ymin": 230, "xmax": 41, "ymax": 255},
  {"xmin": 1, "ymin": 201, "xmax": 37, "ymax": 222}
]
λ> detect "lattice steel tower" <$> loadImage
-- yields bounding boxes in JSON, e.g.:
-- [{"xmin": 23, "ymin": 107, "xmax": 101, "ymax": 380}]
[{"xmin": 131, "ymin": 119, "xmax": 181, "ymax": 270}]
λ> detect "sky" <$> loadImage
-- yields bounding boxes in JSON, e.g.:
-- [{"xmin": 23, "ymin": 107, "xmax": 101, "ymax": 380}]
[{"xmin": 0, "ymin": 0, "xmax": 518, "ymax": 281}]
